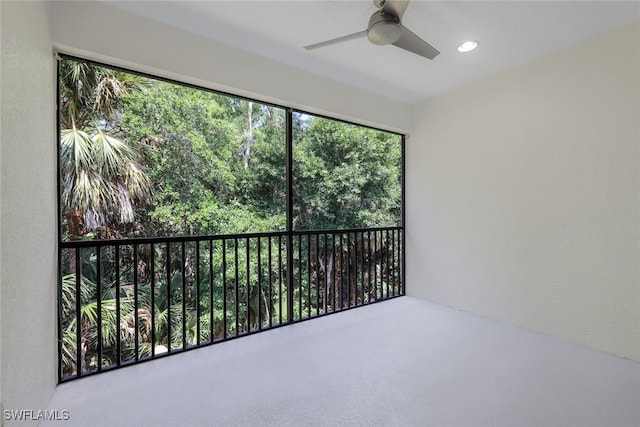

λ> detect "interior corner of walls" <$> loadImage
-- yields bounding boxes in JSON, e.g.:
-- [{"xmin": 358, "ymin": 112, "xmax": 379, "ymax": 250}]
[{"xmin": 405, "ymin": 20, "xmax": 640, "ymax": 361}]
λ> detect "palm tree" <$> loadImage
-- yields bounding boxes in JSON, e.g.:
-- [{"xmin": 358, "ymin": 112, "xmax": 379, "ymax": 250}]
[{"xmin": 59, "ymin": 59, "xmax": 152, "ymax": 239}]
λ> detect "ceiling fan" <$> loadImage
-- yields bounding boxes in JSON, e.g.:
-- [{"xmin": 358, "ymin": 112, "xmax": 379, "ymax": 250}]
[{"xmin": 304, "ymin": 0, "xmax": 440, "ymax": 60}]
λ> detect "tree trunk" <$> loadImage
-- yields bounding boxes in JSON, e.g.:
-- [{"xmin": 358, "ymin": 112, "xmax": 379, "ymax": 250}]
[
  {"xmin": 66, "ymin": 209, "xmax": 85, "ymax": 240},
  {"xmin": 243, "ymin": 102, "xmax": 253, "ymax": 169}
]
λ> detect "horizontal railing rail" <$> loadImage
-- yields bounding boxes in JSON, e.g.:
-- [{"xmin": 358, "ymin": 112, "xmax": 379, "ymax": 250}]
[
  {"xmin": 58, "ymin": 226, "xmax": 403, "ymax": 248},
  {"xmin": 58, "ymin": 227, "xmax": 404, "ymax": 381}
]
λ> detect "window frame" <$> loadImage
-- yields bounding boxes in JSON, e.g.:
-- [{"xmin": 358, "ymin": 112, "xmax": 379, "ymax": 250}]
[{"xmin": 56, "ymin": 53, "xmax": 406, "ymax": 382}]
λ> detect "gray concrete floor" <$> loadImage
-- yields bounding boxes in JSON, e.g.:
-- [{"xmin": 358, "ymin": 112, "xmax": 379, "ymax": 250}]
[{"xmin": 44, "ymin": 297, "xmax": 640, "ymax": 427}]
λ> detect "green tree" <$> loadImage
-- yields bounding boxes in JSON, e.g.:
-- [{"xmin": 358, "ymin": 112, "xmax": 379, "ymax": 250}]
[
  {"xmin": 59, "ymin": 59, "xmax": 152, "ymax": 239},
  {"xmin": 293, "ymin": 114, "xmax": 401, "ymax": 230},
  {"xmin": 120, "ymin": 81, "xmax": 286, "ymax": 236}
]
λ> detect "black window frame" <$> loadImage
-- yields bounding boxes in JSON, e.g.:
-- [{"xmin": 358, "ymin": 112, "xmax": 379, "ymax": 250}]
[{"xmin": 56, "ymin": 53, "xmax": 406, "ymax": 382}]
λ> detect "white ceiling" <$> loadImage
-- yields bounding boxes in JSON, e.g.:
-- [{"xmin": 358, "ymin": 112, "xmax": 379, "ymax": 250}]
[{"xmin": 105, "ymin": 1, "xmax": 640, "ymax": 104}]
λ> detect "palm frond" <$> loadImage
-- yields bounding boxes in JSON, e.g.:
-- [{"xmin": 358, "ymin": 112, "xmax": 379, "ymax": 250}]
[
  {"xmin": 60, "ymin": 128, "xmax": 152, "ymax": 231},
  {"xmin": 94, "ymin": 75, "xmax": 129, "ymax": 119},
  {"xmin": 92, "ymin": 130, "xmax": 135, "ymax": 177},
  {"xmin": 125, "ymin": 161, "xmax": 153, "ymax": 202},
  {"xmin": 60, "ymin": 273, "xmax": 95, "ymax": 313},
  {"xmin": 59, "ymin": 59, "xmax": 152, "ymax": 236},
  {"xmin": 60, "ymin": 127, "xmax": 94, "ymax": 175}
]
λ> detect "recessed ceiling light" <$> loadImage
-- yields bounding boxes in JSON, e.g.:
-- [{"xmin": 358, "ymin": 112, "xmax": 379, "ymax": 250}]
[{"xmin": 458, "ymin": 41, "xmax": 478, "ymax": 53}]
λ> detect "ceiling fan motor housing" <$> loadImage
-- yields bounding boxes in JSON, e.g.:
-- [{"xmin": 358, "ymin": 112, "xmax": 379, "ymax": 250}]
[
  {"xmin": 367, "ymin": 12, "xmax": 402, "ymax": 45},
  {"xmin": 304, "ymin": 1, "xmax": 440, "ymax": 60}
]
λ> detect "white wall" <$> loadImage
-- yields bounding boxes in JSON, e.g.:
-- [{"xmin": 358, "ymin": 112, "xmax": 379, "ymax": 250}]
[
  {"xmin": 46, "ymin": 1, "xmax": 412, "ymax": 134},
  {"xmin": 407, "ymin": 21, "xmax": 640, "ymax": 361},
  {"xmin": 0, "ymin": 1, "xmax": 57, "ymax": 424},
  {"xmin": 0, "ymin": 0, "xmax": 3, "ymax": 416}
]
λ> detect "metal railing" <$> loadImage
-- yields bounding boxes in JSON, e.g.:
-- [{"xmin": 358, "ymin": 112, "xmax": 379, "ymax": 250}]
[{"xmin": 58, "ymin": 227, "xmax": 404, "ymax": 381}]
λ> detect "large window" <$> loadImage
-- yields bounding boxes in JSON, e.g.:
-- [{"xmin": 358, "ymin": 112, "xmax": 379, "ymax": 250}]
[{"xmin": 58, "ymin": 56, "xmax": 404, "ymax": 381}]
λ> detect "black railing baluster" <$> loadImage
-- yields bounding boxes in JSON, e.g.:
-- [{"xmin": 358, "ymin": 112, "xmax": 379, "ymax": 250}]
[
  {"xmin": 355, "ymin": 233, "xmax": 359, "ymax": 305},
  {"xmin": 377, "ymin": 231, "xmax": 380, "ymax": 299},
  {"xmin": 367, "ymin": 231, "xmax": 372, "ymax": 304},
  {"xmin": 380, "ymin": 232, "xmax": 384, "ymax": 300},
  {"xmin": 393, "ymin": 230, "xmax": 400, "ymax": 295},
  {"xmin": 324, "ymin": 233, "xmax": 328, "ymax": 314},
  {"xmin": 307, "ymin": 234, "xmax": 311, "ymax": 318},
  {"xmin": 209, "ymin": 240, "xmax": 214, "ymax": 342},
  {"xmin": 115, "ymin": 244, "xmax": 121, "ymax": 365},
  {"xmin": 298, "ymin": 235, "xmax": 302, "ymax": 321},
  {"xmin": 246, "ymin": 237, "xmax": 250, "ymax": 333},
  {"xmin": 278, "ymin": 235, "xmax": 283, "ymax": 325},
  {"xmin": 96, "ymin": 246, "xmax": 102, "ymax": 371},
  {"xmin": 332, "ymin": 233, "xmax": 336, "ymax": 312},
  {"xmin": 150, "ymin": 244, "xmax": 156, "ymax": 357},
  {"xmin": 134, "ymin": 244, "xmax": 139, "ymax": 361},
  {"xmin": 400, "ymin": 229, "xmax": 405, "ymax": 295},
  {"xmin": 396, "ymin": 230, "xmax": 400, "ymax": 295},
  {"xmin": 222, "ymin": 239, "xmax": 227, "ymax": 339},
  {"xmin": 75, "ymin": 247, "xmax": 82, "ymax": 376},
  {"xmin": 337, "ymin": 233, "xmax": 344, "ymax": 310},
  {"xmin": 374, "ymin": 231, "xmax": 378, "ymax": 301},
  {"xmin": 315, "ymin": 234, "xmax": 319, "ymax": 316},
  {"xmin": 181, "ymin": 242, "xmax": 186, "ymax": 349},
  {"xmin": 385, "ymin": 229, "xmax": 390, "ymax": 299},
  {"xmin": 347, "ymin": 233, "xmax": 351, "ymax": 308},
  {"xmin": 196, "ymin": 240, "xmax": 201, "ymax": 346},
  {"xmin": 391, "ymin": 230, "xmax": 396, "ymax": 297},
  {"xmin": 399, "ymin": 229, "xmax": 402, "ymax": 295},
  {"xmin": 57, "ymin": 250, "xmax": 63, "ymax": 380},
  {"xmin": 235, "ymin": 238, "xmax": 239, "ymax": 336},
  {"xmin": 394, "ymin": 230, "xmax": 398, "ymax": 295},
  {"xmin": 166, "ymin": 243, "xmax": 171, "ymax": 353},
  {"xmin": 257, "ymin": 236, "xmax": 262, "ymax": 330},
  {"xmin": 268, "ymin": 236, "xmax": 273, "ymax": 328},
  {"xmin": 286, "ymin": 234, "xmax": 294, "ymax": 324},
  {"xmin": 361, "ymin": 232, "xmax": 365, "ymax": 304}
]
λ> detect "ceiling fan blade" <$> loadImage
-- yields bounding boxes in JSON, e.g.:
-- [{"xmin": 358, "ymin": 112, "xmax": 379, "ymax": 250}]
[
  {"xmin": 304, "ymin": 30, "xmax": 368, "ymax": 51},
  {"xmin": 392, "ymin": 26, "xmax": 440, "ymax": 59},
  {"xmin": 381, "ymin": 0, "xmax": 410, "ymax": 20}
]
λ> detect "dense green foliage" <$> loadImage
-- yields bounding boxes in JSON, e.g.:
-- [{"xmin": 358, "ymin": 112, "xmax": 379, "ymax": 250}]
[
  {"xmin": 58, "ymin": 58, "xmax": 403, "ymax": 378},
  {"xmin": 59, "ymin": 59, "xmax": 400, "ymax": 239},
  {"xmin": 119, "ymin": 82, "xmax": 287, "ymax": 236},
  {"xmin": 293, "ymin": 113, "xmax": 401, "ymax": 230}
]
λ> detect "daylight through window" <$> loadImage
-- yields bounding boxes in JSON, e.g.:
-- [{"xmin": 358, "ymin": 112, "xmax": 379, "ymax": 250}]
[{"xmin": 57, "ymin": 55, "xmax": 404, "ymax": 381}]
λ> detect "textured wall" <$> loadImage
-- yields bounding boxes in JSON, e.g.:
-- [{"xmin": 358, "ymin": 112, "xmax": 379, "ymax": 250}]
[
  {"xmin": 0, "ymin": 1, "xmax": 57, "ymax": 425},
  {"xmin": 407, "ymin": 21, "xmax": 640, "ymax": 361}
]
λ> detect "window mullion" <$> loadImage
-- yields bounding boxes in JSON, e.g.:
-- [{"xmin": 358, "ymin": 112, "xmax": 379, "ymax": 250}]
[{"xmin": 285, "ymin": 108, "xmax": 294, "ymax": 323}]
